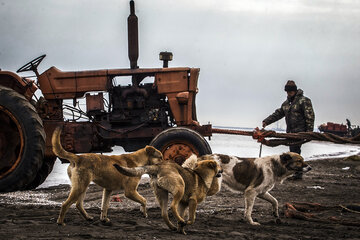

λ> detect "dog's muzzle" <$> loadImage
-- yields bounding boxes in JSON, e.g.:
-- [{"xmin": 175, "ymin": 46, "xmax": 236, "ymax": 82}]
[
  {"xmin": 302, "ymin": 165, "xmax": 312, "ymax": 173},
  {"xmin": 215, "ymin": 169, "xmax": 223, "ymax": 178}
]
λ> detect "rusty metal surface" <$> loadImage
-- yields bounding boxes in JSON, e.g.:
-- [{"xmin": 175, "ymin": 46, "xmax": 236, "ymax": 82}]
[
  {"xmin": 212, "ymin": 128, "xmax": 254, "ymax": 136},
  {"xmin": 36, "ymin": 98, "xmax": 63, "ymax": 120},
  {"xmin": 43, "ymin": 120, "xmax": 63, "ymax": 158},
  {"xmin": 38, "ymin": 66, "xmax": 193, "ymax": 100},
  {"xmin": 0, "ymin": 71, "xmax": 37, "ymax": 100},
  {"xmin": 155, "ymin": 71, "xmax": 189, "ymax": 93},
  {"xmin": 62, "ymin": 123, "xmax": 96, "ymax": 153},
  {"xmin": 86, "ymin": 93, "xmax": 104, "ymax": 113},
  {"xmin": 188, "ymin": 124, "xmax": 212, "ymax": 137},
  {"xmin": 212, "ymin": 127, "xmax": 360, "ymax": 146},
  {"xmin": 128, "ymin": 0, "xmax": 138, "ymax": 69},
  {"xmin": 155, "ymin": 70, "xmax": 200, "ymax": 125},
  {"xmin": 161, "ymin": 141, "xmax": 199, "ymax": 165}
]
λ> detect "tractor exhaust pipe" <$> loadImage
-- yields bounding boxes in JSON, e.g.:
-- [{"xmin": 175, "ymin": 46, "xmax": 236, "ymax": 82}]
[{"xmin": 128, "ymin": 0, "xmax": 139, "ymax": 69}]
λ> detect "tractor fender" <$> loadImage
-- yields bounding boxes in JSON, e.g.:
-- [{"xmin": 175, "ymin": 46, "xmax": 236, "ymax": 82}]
[{"xmin": 0, "ymin": 70, "xmax": 38, "ymax": 100}]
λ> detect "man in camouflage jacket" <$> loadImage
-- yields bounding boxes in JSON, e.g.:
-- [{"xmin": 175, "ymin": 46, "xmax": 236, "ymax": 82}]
[{"xmin": 262, "ymin": 80, "xmax": 315, "ymax": 179}]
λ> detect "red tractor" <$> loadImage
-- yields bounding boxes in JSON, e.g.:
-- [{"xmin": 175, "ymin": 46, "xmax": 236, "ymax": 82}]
[{"xmin": 0, "ymin": 1, "xmax": 212, "ymax": 192}]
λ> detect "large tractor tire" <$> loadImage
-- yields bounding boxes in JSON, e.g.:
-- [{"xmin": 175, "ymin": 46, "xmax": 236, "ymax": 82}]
[
  {"xmin": 25, "ymin": 156, "xmax": 56, "ymax": 190},
  {"xmin": 150, "ymin": 127, "xmax": 212, "ymax": 165},
  {"xmin": 0, "ymin": 86, "xmax": 46, "ymax": 192}
]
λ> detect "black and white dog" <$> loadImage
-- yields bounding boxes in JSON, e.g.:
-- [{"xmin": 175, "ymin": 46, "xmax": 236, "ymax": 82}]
[{"xmin": 184, "ymin": 152, "xmax": 312, "ymax": 225}]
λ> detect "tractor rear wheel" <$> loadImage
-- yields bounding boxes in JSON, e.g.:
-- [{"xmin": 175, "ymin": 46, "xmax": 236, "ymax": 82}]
[
  {"xmin": 150, "ymin": 127, "xmax": 212, "ymax": 165},
  {"xmin": 0, "ymin": 86, "xmax": 46, "ymax": 192},
  {"xmin": 25, "ymin": 156, "xmax": 56, "ymax": 190}
]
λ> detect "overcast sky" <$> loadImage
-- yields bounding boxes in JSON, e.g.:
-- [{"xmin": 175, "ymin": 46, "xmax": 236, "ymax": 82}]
[{"xmin": 1, "ymin": 0, "xmax": 359, "ymax": 129}]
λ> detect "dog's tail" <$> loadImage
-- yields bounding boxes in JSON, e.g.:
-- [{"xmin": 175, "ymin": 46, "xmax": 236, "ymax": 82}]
[
  {"xmin": 181, "ymin": 154, "xmax": 198, "ymax": 169},
  {"xmin": 113, "ymin": 164, "xmax": 159, "ymax": 177},
  {"xmin": 52, "ymin": 126, "xmax": 79, "ymax": 163}
]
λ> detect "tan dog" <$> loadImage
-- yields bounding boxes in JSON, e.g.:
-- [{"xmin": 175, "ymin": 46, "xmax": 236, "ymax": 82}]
[
  {"xmin": 181, "ymin": 154, "xmax": 222, "ymax": 196},
  {"xmin": 196, "ymin": 152, "xmax": 312, "ymax": 225},
  {"xmin": 52, "ymin": 126, "xmax": 163, "ymax": 226},
  {"xmin": 113, "ymin": 160, "xmax": 223, "ymax": 234}
]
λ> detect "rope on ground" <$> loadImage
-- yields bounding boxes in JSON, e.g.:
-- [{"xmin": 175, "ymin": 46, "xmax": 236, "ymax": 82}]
[
  {"xmin": 284, "ymin": 202, "xmax": 360, "ymax": 226},
  {"xmin": 212, "ymin": 127, "xmax": 360, "ymax": 147},
  {"xmin": 340, "ymin": 205, "xmax": 360, "ymax": 214}
]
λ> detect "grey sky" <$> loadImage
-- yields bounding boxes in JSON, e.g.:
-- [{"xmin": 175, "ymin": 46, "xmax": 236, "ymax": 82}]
[{"xmin": 0, "ymin": 0, "xmax": 359, "ymax": 129}]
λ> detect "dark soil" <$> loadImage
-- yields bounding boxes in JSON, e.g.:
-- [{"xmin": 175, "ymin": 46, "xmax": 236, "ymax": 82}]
[{"xmin": 1, "ymin": 157, "xmax": 360, "ymax": 240}]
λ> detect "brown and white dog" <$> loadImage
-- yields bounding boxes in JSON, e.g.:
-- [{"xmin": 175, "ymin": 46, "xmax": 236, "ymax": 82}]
[
  {"xmin": 52, "ymin": 126, "xmax": 163, "ymax": 226},
  {"xmin": 195, "ymin": 152, "xmax": 312, "ymax": 225}
]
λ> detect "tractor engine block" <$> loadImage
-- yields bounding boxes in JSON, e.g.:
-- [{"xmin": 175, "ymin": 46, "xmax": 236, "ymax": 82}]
[{"xmin": 109, "ymin": 83, "xmax": 172, "ymax": 127}]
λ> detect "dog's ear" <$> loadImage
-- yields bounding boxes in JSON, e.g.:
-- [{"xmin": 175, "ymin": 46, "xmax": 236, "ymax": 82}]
[
  {"xmin": 280, "ymin": 153, "xmax": 292, "ymax": 164},
  {"xmin": 207, "ymin": 160, "xmax": 217, "ymax": 169},
  {"xmin": 145, "ymin": 145, "xmax": 156, "ymax": 155}
]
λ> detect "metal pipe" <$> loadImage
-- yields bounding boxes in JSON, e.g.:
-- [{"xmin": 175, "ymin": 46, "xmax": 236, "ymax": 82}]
[{"xmin": 128, "ymin": 0, "xmax": 139, "ymax": 69}]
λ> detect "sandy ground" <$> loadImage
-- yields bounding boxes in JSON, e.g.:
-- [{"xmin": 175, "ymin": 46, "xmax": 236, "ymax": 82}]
[{"xmin": 1, "ymin": 157, "xmax": 360, "ymax": 240}]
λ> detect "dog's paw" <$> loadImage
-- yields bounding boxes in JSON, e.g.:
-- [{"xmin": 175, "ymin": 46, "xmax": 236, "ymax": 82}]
[
  {"xmin": 86, "ymin": 216, "xmax": 94, "ymax": 221},
  {"xmin": 101, "ymin": 220, "xmax": 112, "ymax": 226},
  {"xmin": 186, "ymin": 220, "xmax": 194, "ymax": 225},
  {"xmin": 176, "ymin": 220, "xmax": 187, "ymax": 234},
  {"xmin": 57, "ymin": 221, "xmax": 66, "ymax": 226},
  {"xmin": 177, "ymin": 226, "xmax": 187, "ymax": 235},
  {"xmin": 272, "ymin": 211, "xmax": 279, "ymax": 218},
  {"xmin": 170, "ymin": 227, "xmax": 177, "ymax": 231},
  {"xmin": 100, "ymin": 217, "xmax": 112, "ymax": 226},
  {"xmin": 250, "ymin": 222, "xmax": 261, "ymax": 226},
  {"xmin": 249, "ymin": 220, "xmax": 261, "ymax": 226},
  {"xmin": 140, "ymin": 206, "xmax": 148, "ymax": 218},
  {"xmin": 178, "ymin": 220, "xmax": 186, "ymax": 227}
]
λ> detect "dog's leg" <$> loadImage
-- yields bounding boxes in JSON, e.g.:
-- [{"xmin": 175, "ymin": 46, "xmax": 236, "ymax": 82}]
[
  {"xmin": 155, "ymin": 187, "xmax": 177, "ymax": 231},
  {"xmin": 76, "ymin": 191, "xmax": 93, "ymax": 221},
  {"xmin": 178, "ymin": 202, "xmax": 187, "ymax": 220},
  {"xmin": 177, "ymin": 202, "xmax": 188, "ymax": 235},
  {"xmin": 57, "ymin": 185, "xmax": 86, "ymax": 226},
  {"xmin": 158, "ymin": 176, "xmax": 186, "ymax": 232},
  {"xmin": 186, "ymin": 197, "xmax": 198, "ymax": 225},
  {"xmin": 244, "ymin": 188, "xmax": 260, "ymax": 225},
  {"xmin": 258, "ymin": 192, "xmax": 280, "ymax": 223},
  {"xmin": 100, "ymin": 189, "xmax": 112, "ymax": 223},
  {"xmin": 124, "ymin": 182, "xmax": 147, "ymax": 218},
  {"xmin": 170, "ymin": 188, "xmax": 187, "ymax": 234}
]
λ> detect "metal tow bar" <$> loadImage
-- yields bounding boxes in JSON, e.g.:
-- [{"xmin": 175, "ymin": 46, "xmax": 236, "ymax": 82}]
[{"xmin": 211, "ymin": 127, "xmax": 360, "ymax": 147}]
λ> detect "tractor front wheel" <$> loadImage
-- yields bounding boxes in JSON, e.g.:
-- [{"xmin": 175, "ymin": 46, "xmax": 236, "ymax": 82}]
[{"xmin": 150, "ymin": 127, "xmax": 212, "ymax": 165}]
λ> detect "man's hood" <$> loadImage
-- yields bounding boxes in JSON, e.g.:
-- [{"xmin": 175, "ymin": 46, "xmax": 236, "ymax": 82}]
[
  {"xmin": 287, "ymin": 89, "xmax": 304, "ymax": 102},
  {"xmin": 296, "ymin": 89, "xmax": 304, "ymax": 97}
]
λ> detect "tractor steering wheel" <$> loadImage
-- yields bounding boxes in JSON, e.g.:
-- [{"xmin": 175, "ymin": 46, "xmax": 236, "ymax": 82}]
[{"xmin": 17, "ymin": 54, "xmax": 46, "ymax": 73}]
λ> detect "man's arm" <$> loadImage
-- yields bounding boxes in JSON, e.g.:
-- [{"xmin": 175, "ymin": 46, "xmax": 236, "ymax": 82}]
[
  {"xmin": 263, "ymin": 107, "xmax": 285, "ymax": 127},
  {"xmin": 303, "ymin": 98, "xmax": 315, "ymax": 132}
]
